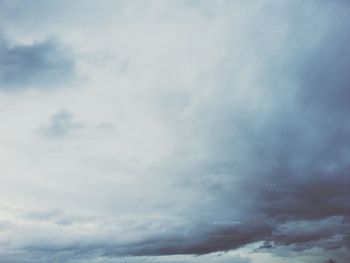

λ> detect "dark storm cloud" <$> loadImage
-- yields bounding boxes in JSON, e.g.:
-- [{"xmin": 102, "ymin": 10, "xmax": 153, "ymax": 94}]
[
  {"xmin": 0, "ymin": 35, "xmax": 75, "ymax": 90},
  {"xmin": 254, "ymin": 169, "xmax": 350, "ymax": 221},
  {"xmin": 258, "ymin": 217, "xmax": 349, "ymax": 251}
]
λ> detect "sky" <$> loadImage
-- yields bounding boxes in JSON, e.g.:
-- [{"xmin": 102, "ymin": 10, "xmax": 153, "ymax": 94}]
[{"xmin": 0, "ymin": 1, "xmax": 349, "ymax": 262}]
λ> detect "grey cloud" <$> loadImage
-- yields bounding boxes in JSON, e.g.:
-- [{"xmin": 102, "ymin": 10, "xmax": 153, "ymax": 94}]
[
  {"xmin": 0, "ymin": 1, "xmax": 349, "ymax": 262},
  {"xmin": 23, "ymin": 1, "xmax": 350, "ymax": 260},
  {"xmin": 255, "ymin": 170, "xmax": 350, "ymax": 221},
  {"xmin": 5, "ymin": 221, "xmax": 267, "ymax": 262},
  {"xmin": 268, "ymin": 217, "xmax": 348, "ymax": 250},
  {"xmin": 147, "ymin": 0, "xmax": 350, "ymax": 258},
  {"xmin": 237, "ymin": 6, "xmax": 350, "ymax": 253},
  {"xmin": 104, "ymin": 221, "xmax": 273, "ymax": 256},
  {"xmin": 39, "ymin": 111, "xmax": 82, "ymax": 138},
  {"xmin": 0, "ymin": 35, "xmax": 75, "ymax": 90},
  {"xmin": 19, "ymin": 209, "xmax": 85, "ymax": 226}
]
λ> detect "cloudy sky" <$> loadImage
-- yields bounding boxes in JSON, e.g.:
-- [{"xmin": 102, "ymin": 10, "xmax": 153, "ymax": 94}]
[{"xmin": 0, "ymin": 1, "xmax": 349, "ymax": 262}]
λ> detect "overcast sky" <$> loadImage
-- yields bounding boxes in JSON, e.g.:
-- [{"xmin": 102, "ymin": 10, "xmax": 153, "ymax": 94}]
[{"xmin": 0, "ymin": 1, "xmax": 349, "ymax": 262}]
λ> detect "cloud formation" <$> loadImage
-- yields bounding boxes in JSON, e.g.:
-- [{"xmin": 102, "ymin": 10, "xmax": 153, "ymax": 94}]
[
  {"xmin": 0, "ymin": 35, "xmax": 75, "ymax": 90},
  {"xmin": 0, "ymin": 1, "xmax": 349, "ymax": 263},
  {"xmin": 39, "ymin": 111, "xmax": 82, "ymax": 138}
]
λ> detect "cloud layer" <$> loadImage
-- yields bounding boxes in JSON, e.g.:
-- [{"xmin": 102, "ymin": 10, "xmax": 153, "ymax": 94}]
[{"xmin": 0, "ymin": 1, "xmax": 349, "ymax": 263}]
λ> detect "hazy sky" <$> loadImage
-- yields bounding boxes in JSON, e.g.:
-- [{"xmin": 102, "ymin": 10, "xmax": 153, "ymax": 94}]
[{"xmin": 0, "ymin": 1, "xmax": 349, "ymax": 262}]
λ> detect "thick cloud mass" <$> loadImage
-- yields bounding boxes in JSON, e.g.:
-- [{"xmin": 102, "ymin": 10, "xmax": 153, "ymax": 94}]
[{"xmin": 0, "ymin": 1, "xmax": 349, "ymax": 263}]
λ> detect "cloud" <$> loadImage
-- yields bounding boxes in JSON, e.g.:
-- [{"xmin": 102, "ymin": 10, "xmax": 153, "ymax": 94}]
[
  {"xmin": 0, "ymin": 35, "xmax": 75, "ymax": 90},
  {"xmin": 100, "ymin": 221, "xmax": 273, "ymax": 256},
  {"xmin": 0, "ymin": 1, "xmax": 349, "ymax": 263},
  {"xmin": 38, "ymin": 111, "xmax": 82, "ymax": 138}
]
